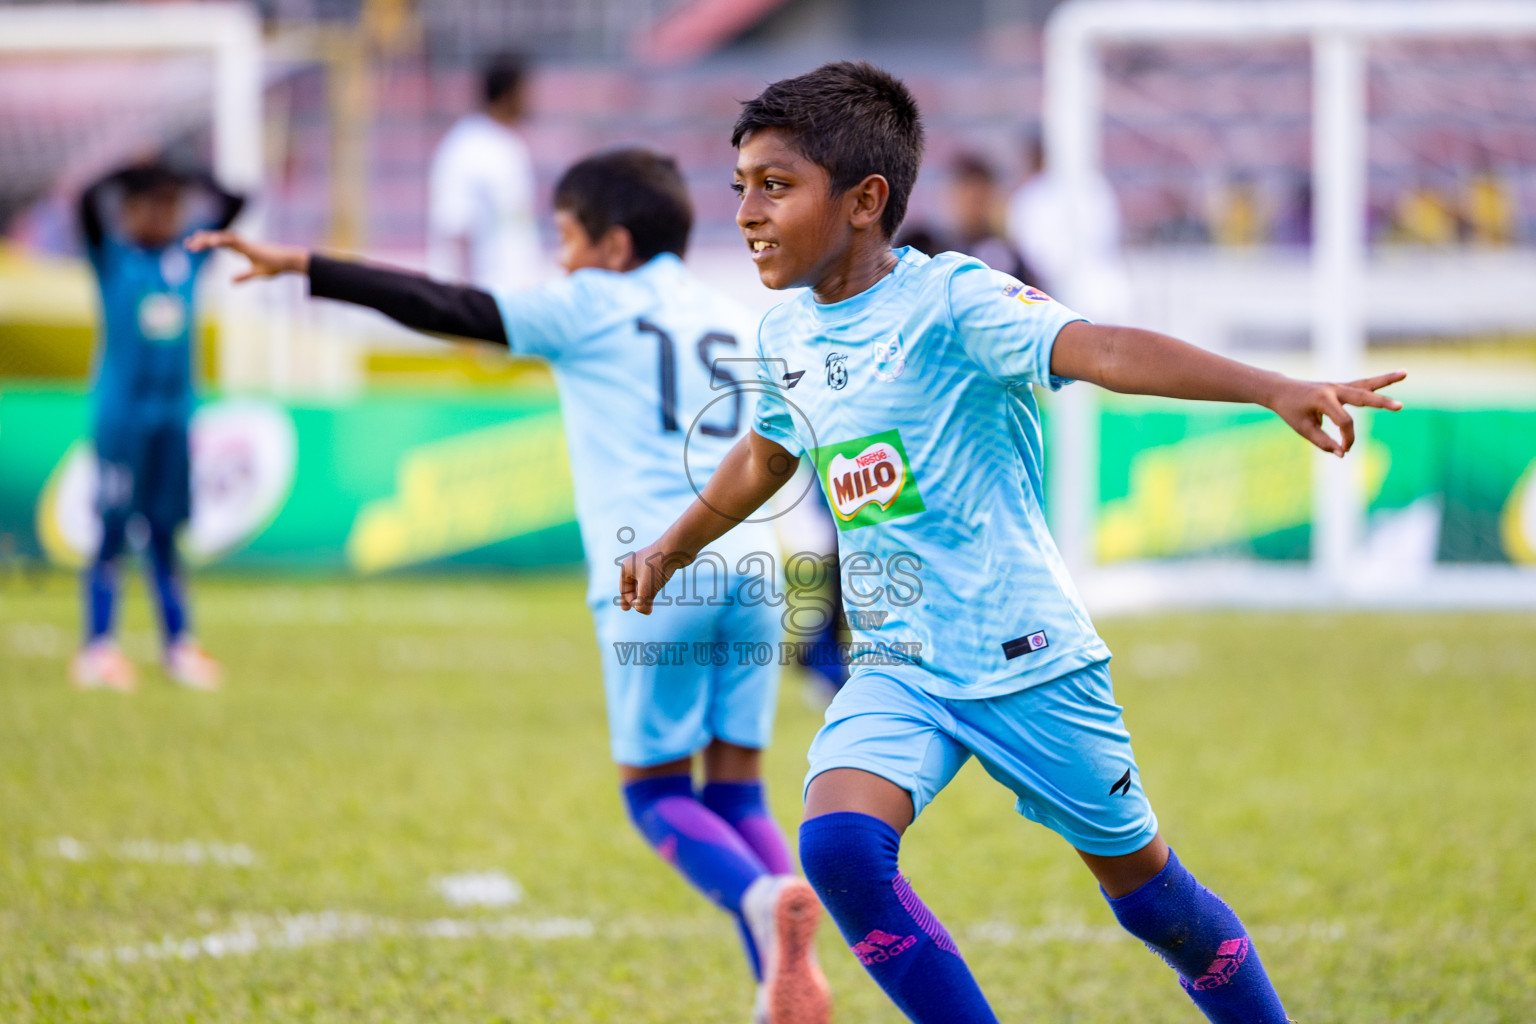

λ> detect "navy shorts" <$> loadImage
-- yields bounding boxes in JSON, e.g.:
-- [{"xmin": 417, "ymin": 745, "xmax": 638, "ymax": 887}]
[{"xmin": 94, "ymin": 417, "xmax": 191, "ymax": 530}]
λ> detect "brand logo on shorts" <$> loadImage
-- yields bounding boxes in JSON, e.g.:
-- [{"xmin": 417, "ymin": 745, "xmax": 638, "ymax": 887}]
[
  {"xmin": 809, "ymin": 429, "xmax": 926, "ymax": 531},
  {"xmin": 1109, "ymin": 768, "xmax": 1133, "ymax": 797}
]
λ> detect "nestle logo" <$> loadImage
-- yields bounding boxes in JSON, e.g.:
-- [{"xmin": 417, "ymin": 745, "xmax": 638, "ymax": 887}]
[{"xmin": 855, "ymin": 449, "xmax": 888, "ymax": 468}]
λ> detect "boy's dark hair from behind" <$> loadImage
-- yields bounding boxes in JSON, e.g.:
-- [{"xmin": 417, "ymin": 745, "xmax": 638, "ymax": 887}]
[
  {"xmin": 118, "ymin": 163, "xmax": 187, "ymax": 199},
  {"xmin": 554, "ymin": 148, "xmax": 693, "ymax": 262},
  {"xmin": 731, "ymin": 61, "xmax": 924, "ymax": 239}
]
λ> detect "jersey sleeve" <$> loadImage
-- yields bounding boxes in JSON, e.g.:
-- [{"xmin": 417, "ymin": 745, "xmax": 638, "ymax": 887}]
[
  {"xmin": 947, "ymin": 258, "xmax": 1087, "ymax": 391},
  {"xmin": 749, "ymin": 310, "xmax": 804, "ymax": 456},
  {"xmin": 492, "ymin": 273, "xmax": 595, "ymax": 363}
]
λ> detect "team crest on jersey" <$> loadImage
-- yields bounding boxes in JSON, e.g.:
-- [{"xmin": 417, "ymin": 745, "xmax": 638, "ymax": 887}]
[
  {"xmin": 1002, "ymin": 282, "xmax": 1052, "ymax": 304},
  {"xmin": 137, "ymin": 292, "xmax": 187, "ymax": 342},
  {"xmin": 870, "ymin": 335, "xmax": 906, "ymax": 383},
  {"xmin": 810, "ymin": 429, "xmax": 926, "ymax": 531},
  {"xmin": 825, "ymin": 352, "xmax": 849, "ymax": 390}
]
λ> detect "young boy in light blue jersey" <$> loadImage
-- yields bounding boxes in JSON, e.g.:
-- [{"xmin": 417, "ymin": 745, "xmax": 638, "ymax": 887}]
[
  {"xmin": 621, "ymin": 63, "xmax": 1406, "ymax": 1024},
  {"xmin": 192, "ymin": 149, "xmax": 830, "ymax": 1024}
]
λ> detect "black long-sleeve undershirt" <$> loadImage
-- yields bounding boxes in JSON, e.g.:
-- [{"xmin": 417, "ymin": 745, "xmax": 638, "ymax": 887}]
[{"xmin": 307, "ymin": 254, "xmax": 508, "ymax": 346}]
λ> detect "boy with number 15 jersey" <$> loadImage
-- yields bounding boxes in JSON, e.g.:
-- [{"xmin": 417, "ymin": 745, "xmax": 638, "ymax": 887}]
[{"xmin": 192, "ymin": 148, "xmax": 830, "ymax": 1024}]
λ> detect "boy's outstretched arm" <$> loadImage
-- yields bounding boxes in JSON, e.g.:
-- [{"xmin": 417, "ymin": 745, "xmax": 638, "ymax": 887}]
[
  {"xmin": 1050, "ymin": 321, "xmax": 1405, "ymax": 457},
  {"xmin": 620, "ymin": 430, "xmax": 797, "ymax": 615},
  {"xmin": 185, "ymin": 231, "xmax": 507, "ymax": 345}
]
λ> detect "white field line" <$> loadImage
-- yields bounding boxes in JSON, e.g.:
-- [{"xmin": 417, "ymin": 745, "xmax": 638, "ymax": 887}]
[
  {"xmin": 433, "ymin": 871, "xmax": 523, "ymax": 907},
  {"xmin": 71, "ymin": 911, "xmax": 596, "ymax": 965},
  {"xmin": 70, "ymin": 909, "xmax": 1345, "ymax": 968},
  {"xmin": 43, "ymin": 837, "xmax": 258, "ymax": 866}
]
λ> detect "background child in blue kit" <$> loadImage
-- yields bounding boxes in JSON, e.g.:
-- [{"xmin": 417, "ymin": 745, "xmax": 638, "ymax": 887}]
[
  {"xmin": 622, "ymin": 62, "xmax": 1406, "ymax": 1024},
  {"xmin": 72, "ymin": 162, "xmax": 244, "ymax": 692}
]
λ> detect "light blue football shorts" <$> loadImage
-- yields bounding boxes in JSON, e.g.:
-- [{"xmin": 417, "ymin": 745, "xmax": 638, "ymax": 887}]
[
  {"xmin": 592, "ymin": 593, "xmax": 783, "ymax": 768},
  {"xmin": 805, "ymin": 660, "xmax": 1159, "ymax": 857}
]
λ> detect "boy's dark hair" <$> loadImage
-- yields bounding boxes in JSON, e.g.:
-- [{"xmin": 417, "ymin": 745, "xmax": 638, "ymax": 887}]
[
  {"xmin": 118, "ymin": 163, "xmax": 186, "ymax": 199},
  {"xmin": 553, "ymin": 148, "xmax": 693, "ymax": 261},
  {"xmin": 731, "ymin": 61, "xmax": 924, "ymax": 238},
  {"xmin": 482, "ymin": 53, "xmax": 528, "ymax": 106}
]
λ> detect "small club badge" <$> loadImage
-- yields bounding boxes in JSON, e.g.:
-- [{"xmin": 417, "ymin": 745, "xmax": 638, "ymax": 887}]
[
  {"xmin": 1002, "ymin": 282, "xmax": 1052, "ymax": 305},
  {"xmin": 825, "ymin": 352, "xmax": 849, "ymax": 390},
  {"xmin": 871, "ymin": 335, "xmax": 906, "ymax": 383}
]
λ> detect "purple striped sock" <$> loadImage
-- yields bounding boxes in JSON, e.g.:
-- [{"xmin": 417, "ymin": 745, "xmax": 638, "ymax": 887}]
[{"xmin": 700, "ymin": 780, "xmax": 794, "ymax": 875}]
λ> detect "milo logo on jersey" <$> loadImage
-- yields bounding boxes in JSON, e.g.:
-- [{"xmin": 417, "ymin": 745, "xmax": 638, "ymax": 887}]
[{"xmin": 810, "ymin": 429, "xmax": 926, "ymax": 530}]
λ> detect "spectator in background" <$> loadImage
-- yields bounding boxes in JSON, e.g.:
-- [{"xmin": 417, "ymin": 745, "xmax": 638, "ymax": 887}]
[
  {"xmin": 427, "ymin": 53, "xmax": 541, "ymax": 288},
  {"xmin": 1464, "ymin": 151, "xmax": 1517, "ymax": 246},
  {"xmin": 1211, "ymin": 172, "xmax": 1267, "ymax": 246},
  {"xmin": 1271, "ymin": 175, "xmax": 1313, "ymax": 248},
  {"xmin": 1387, "ymin": 179, "xmax": 1459, "ymax": 246},
  {"xmin": 1147, "ymin": 186, "xmax": 1211, "ymax": 246},
  {"xmin": 947, "ymin": 152, "xmax": 1034, "ymax": 282},
  {"xmin": 1005, "ymin": 131, "xmax": 1127, "ymax": 315}
]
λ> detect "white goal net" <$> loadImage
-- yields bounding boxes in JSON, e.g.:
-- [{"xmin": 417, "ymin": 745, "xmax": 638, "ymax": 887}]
[{"xmin": 1042, "ymin": 0, "xmax": 1536, "ymax": 611}]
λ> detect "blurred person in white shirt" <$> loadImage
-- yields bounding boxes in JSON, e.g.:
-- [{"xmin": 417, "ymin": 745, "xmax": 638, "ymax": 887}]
[
  {"xmin": 1005, "ymin": 132, "xmax": 1130, "ymax": 319},
  {"xmin": 428, "ymin": 53, "xmax": 542, "ymax": 288}
]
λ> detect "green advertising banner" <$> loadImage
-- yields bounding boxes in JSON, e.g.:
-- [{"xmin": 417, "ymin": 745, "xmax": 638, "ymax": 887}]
[
  {"xmin": 0, "ymin": 386, "xmax": 582, "ymax": 573},
  {"xmin": 1095, "ymin": 399, "xmax": 1536, "ymax": 566},
  {"xmin": 2, "ymin": 387, "xmax": 1533, "ymax": 573}
]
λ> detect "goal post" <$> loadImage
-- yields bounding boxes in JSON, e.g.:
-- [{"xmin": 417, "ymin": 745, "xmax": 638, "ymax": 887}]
[
  {"xmin": 1042, "ymin": 0, "xmax": 1536, "ymax": 610},
  {"xmin": 0, "ymin": 2, "xmax": 264, "ymax": 390}
]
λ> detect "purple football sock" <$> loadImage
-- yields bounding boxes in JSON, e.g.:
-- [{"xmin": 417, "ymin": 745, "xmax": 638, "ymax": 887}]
[
  {"xmin": 700, "ymin": 780, "xmax": 794, "ymax": 875},
  {"xmin": 800, "ymin": 812, "xmax": 998, "ymax": 1024},
  {"xmin": 623, "ymin": 775, "xmax": 771, "ymax": 979},
  {"xmin": 1106, "ymin": 849, "xmax": 1289, "ymax": 1024}
]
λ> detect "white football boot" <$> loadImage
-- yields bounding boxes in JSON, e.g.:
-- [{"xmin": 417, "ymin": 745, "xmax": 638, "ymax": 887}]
[
  {"xmin": 164, "ymin": 638, "xmax": 223, "ymax": 691},
  {"xmin": 70, "ymin": 640, "xmax": 137, "ymax": 692},
  {"xmin": 742, "ymin": 875, "xmax": 831, "ymax": 1024}
]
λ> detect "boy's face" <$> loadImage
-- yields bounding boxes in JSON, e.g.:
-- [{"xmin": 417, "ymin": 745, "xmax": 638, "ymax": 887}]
[
  {"xmin": 554, "ymin": 208, "xmax": 634, "ymax": 274},
  {"xmin": 734, "ymin": 129, "xmax": 853, "ymax": 292},
  {"xmin": 122, "ymin": 188, "xmax": 183, "ymax": 250}
]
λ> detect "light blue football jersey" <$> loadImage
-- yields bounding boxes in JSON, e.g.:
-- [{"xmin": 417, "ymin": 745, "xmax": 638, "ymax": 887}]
[
  {"xmin": 752, "ymin": 247, "xmax": 1111, "ymax": 699},
  {"xmin": 495, "ymin": 253, "xmax": 775, "ymax": 603}
]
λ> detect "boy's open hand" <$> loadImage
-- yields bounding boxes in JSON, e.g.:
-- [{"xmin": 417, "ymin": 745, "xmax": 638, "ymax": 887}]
[
  {"xmin": 619, "ymin": 542, "xmax": 694, "ymax": 615},
  {"xmin": 1266, "ymin": 371, "xmax": 1406, "ymax": 457},
  {"xmin": 186, "ymin": 230, "xmax": 308, "ymax": 282}
]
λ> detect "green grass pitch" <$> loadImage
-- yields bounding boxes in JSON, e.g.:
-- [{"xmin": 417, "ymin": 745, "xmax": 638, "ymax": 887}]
[{"xmin": 2, "ymin": 571, "xmax": 1533, "ymax": 1022}]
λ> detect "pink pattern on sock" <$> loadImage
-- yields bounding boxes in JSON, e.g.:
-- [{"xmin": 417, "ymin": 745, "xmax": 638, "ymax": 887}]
[
  {"xmin": 850, "ymin": 929, "xmax": 919, "ymax": 965},
  {"xmin": 892, "ymin": 873, "xmax": 961, "ymax": 956},
  {"xmin": 1181, "ymin": 936, "xmax": 1250, "ymax": 992}
]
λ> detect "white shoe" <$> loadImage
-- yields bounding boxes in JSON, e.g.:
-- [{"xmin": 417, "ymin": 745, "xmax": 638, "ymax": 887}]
[
  {"xmin": 164, "ymin": 639, "xmax": 222, "ymax": 691},
  {"xmin": 742, "ymin": 875, "xmax": 831, "ymax": 1024},
  {"xmin": 70, "ymin": 641, "xmax": 137, "ymax": 692}
]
